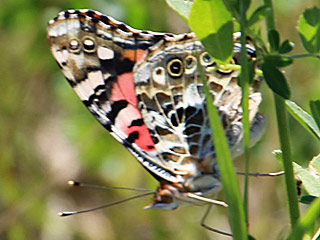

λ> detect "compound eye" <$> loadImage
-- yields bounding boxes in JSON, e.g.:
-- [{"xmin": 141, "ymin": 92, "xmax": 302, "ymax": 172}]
[{"xmin": 167, "ymin": 58, "xmax": 183, "ymax": 78}]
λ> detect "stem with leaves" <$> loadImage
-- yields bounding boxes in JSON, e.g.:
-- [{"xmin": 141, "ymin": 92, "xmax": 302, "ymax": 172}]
[
  {"xmin": 263, "ymin": 0, "xmax": 300, "ymax": 227},
  {"xmin": 239, "ymin": 0, "xmax": 251, "ymax": 226}
]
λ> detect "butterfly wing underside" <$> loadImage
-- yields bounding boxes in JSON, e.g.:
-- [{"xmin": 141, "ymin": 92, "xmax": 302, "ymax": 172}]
[
  {"xmin": 47, "ymin": 9, "xmax": 188, "ymax": 183},
  {"xmin": 47, "ymin": 9, "xmax": 265, "ymax": 187},
  {"xmin": 133, "ymin": 35, "xmax": 265, "ymax": 176}
]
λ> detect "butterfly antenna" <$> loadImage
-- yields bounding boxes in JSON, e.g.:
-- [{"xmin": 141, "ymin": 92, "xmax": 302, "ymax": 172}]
[
  {"xmin": 236, "ymin": 170, "xmax": 284, "ymax": 177},
  {"xmin": 68, "ymin": 180, "xmax": 155, "ymax": 192},
  {"xmin": 59, "ymin": 191, "xmax": 154, "ymax": 217}
]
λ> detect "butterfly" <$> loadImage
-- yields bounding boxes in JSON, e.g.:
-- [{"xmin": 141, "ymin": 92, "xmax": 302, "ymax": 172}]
[{"xmin": 47, "ymin": 9, "xmax": 265, "ymax": 210}]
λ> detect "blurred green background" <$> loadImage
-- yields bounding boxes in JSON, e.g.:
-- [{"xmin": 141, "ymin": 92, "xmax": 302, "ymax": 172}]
[{"xmin": 0, "ymin": 0, "xmax": 319, "ymax": 239}]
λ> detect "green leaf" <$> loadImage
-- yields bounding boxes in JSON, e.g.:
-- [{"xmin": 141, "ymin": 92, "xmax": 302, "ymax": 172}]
[
  {"xmin": 310, "ymin": 100, "xmax": 320, "ymax": 129},
  {"xmin": 298, "ymin": 6, "xmax": 320, "ymax": 53},
  {"xmin": 263, "ymin": 55, "xmax": 293, "ymax": 67},
  {"xmin": 223, "ymin": 0, "xmax": 251, "ymax": 21},
  {"xmin": 166, "ymin": 0, "xmax": 193, "ymax": 21},
  {"xmin": 286, "ymin": 100, "xmax": 320, "ymax": 141},
  {"xmin": 286, "ymin": 198, "xmax": 320, "ymax": 240},
  {"xmin": 300, "ymin": 195, "xmax": 317, "ymax": 204},
  {"xmin": 222, "ymin": 0, "xmax": 240, "ymax": 21},
  {"xmin": 268, "ymin": 29, "xmax": 280, "ymax": 52},
  {"xmin": 200, "ymin": 66, "xmax": 247, "ymax": 239},
  {"xmin": 272, "ymin": 149, "xmax": 283, "ymax": 163},
  {"xmin": 310, "ymin": 154, "xmax": 320, "ymax": 174},
  {"xmin": 293, "ymin": 162, "xmax": 320, "ymax": 197},
  {"xmin": 247, "ymin": 5, "xmax": 270, "ymax": 27},
  {"xmin": 248, "ymin": 235, "xmax": 256, "ymax": 240},
  {"xmin": 189, "ymin": 0, "xmax": 233, "ymax": 64},
  {"xmin": 278, "ymin": 39, "xmax": 295, "ymax": 54},
  {"xmin": 261, "ymin": 58, "xmax": 291, "ymax": 99}
]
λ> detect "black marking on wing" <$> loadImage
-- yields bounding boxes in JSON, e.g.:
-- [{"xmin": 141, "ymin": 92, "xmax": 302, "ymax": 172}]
[
  {"xmin": 129, "ymin": 118, "xmax": 144, "ymax": 128},
  {"xmin": 126, "ymin": 131, "xmax": 139, "ymax": 143},
  {"xmin": 87, "ymin": 66, "xmax": 101, "ymax": 72},
  {"xmin": 107, "ymin": 100, "xmax": 128, "ymax": 124},
  {"xmin": 176, "ymin": 107, "xmax": 184, "ymax": 123},
  {"xmin": 80, "ymin": 20, "xmax": 96, "ymax": 33}
]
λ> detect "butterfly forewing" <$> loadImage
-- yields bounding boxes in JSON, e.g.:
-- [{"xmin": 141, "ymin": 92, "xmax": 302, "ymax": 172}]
[
  {"xmin": 47, "ymin": 10, "xmax": 183, "ymax": 182},
  {"xmin": 47, "ymin": 9, "xmax": 266, "ymax": 208}
]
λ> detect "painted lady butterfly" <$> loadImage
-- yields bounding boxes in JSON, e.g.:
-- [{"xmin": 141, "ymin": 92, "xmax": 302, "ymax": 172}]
[{"xmin": 47, "ymin": 9, "xmax": 265, "ymax": 210}]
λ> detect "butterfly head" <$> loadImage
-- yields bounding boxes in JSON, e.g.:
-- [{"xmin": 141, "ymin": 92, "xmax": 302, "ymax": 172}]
[{"xmin": 144, "ymin": 182, "xmax": 180, "ymax": 210}]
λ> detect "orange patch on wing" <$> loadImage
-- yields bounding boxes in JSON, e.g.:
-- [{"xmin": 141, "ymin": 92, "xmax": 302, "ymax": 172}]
[{"xmin": 123, "ymin": 49, "xmax": 147, "ymax": 63}]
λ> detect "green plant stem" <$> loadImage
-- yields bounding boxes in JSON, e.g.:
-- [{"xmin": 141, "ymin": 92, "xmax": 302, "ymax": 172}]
[
  {"xmin": 200, "ymin": 67, "xmax": 247, "ymax": 240},
  {"xmin": 274, "ymin": 94, "xmax": 300, "ymax": 226},
  {"xmin": 263, "ymin": 0, "xmax": 275, "ymax": 30},
  {"xmin": 286, "ymin": 53, "xmax": 320, "ymax": 59},
  {"xmin": 264, "ymin": 0, "xmax": 300, "ymax": 227},
  {"xmin": 209, "ymin": 64, "xmax": 263, "ymax": 76},
  {"xmin": 239, "ymin": 0, "xmax": 250, "ymax": 225}
]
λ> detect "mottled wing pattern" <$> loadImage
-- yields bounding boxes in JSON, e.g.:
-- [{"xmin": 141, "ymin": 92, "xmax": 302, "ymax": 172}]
[
  {"xmin": 47, "ymin": 9, "xmax": 265, "ymax": 189},
  {"xmin": 133, "ymin": 35, "xmax": 265, "ymax": 176},
  {"xmin": 47, "ymin": 9, "xmax": 191, "ymax": 183}
]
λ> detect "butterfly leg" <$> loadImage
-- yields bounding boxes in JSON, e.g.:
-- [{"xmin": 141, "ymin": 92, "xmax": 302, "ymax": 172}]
[
  {"xmin": 200, "ymin": 205, "xmax": 233, "ymax": 237},
  {"xmin": 187, "ymin": 193, "xmax": 228, "ymax": 207}
]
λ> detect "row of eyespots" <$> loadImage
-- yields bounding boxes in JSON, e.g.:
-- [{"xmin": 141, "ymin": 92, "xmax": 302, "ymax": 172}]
[
  {"xmin": 67, "ymin": 37, "xmax": 115, "ymax": 61},
  {"xmin": 152, "ymin": 51, "xmax": 235, "ymax": 85}
]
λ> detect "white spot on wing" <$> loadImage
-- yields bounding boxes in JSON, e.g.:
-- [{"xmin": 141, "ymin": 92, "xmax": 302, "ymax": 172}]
[
  {"xmin": 62, "ymin": 49, "xmax": 69, "ymax": 60},
  {"xmin": 185, "ymin": 84, "xmax": 202, "ymax": 106},
  {"xmin": 152, "ymin": 67, "xmax": 166, "ymax": 86},
  {"xmin": 52, "ymin": 49, "xmax": 65, "ymax": 65},
  {"xmin": 97, "ymin": 46, "xmax": 114, "ymax": 60},
  {"xmin": 73, "ymin": 79, "xmax": 95, "ymax": 101},
  {"xmin": 87, "ymin": 71, "xmax": 105, "ymax": 89}
]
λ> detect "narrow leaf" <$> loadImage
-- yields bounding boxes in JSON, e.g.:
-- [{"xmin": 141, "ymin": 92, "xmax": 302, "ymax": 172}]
[
  {"xmin": 272, "ymin": 149, "xmax": 283, "ymax": 163},
  {"xmin": 286, "ymin": 100, "xmax": 320, "ymax": 141},
  {"xmin": 189, "ymin": 0, "xmax": 233, "ymax": 64},
  {"xmin": 262, "ymin": 60, "xmax": 291, "ymax": 99},
  {"xmin": 268, "ymin": 29, "xmax": 280, "ymax": 52},
  {"xmin": 278, "ymin": 39, "xmax": 295, "ymax": 54},
  {"xmin": 200, "ymin": 66, "xmax": 247, "ymax": 239},
  {"xmin": 286, "ymin": 198, "xmax": 320, "ymax": 240},
  {"xmin": 263, "ymin": 55, "xmax": 293, "ymax": 68},
  {"xmin": 310, "ymin": 100, "xmax": 320, "ymax": 129},
  {"xmin": 247, "ymin": 5, "xmax": 270, "ymax": 27}
]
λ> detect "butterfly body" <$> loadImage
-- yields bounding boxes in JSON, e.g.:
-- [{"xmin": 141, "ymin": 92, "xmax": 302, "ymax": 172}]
[{"xmin": 47, "ymin": 9, "xmax": 265, "ymax": 209}]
